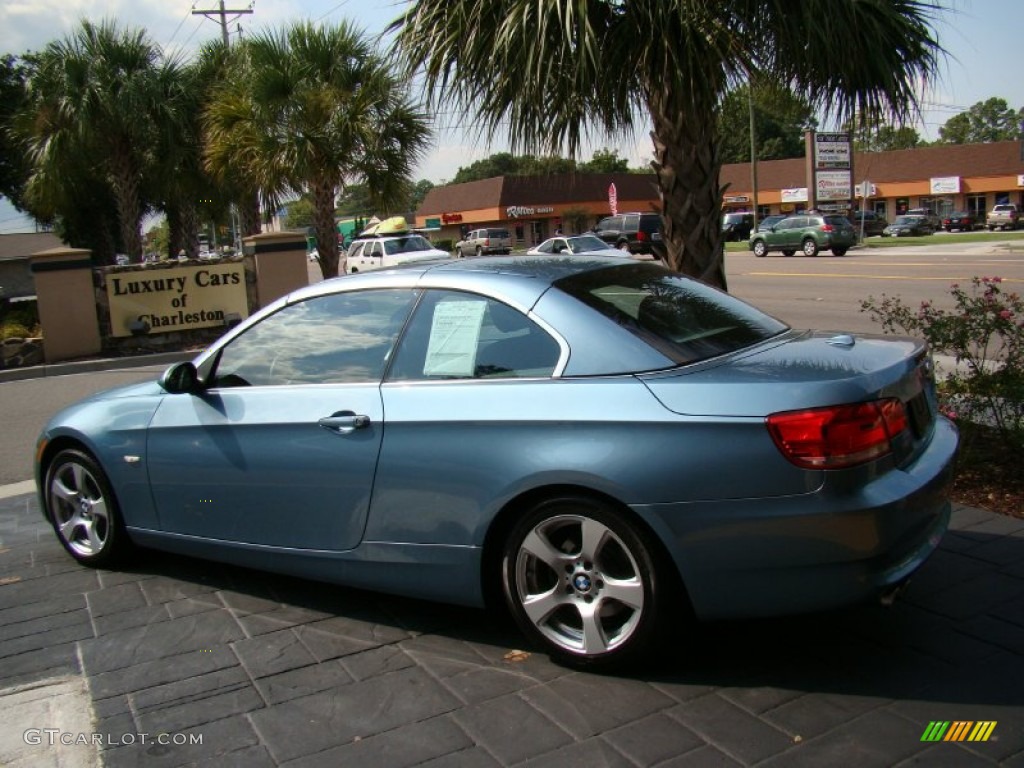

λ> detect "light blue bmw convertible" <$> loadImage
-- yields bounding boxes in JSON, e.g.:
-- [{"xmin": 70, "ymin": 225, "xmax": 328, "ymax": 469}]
[{"xmin": 35, "ymin": 256, "xmax": 958, "ymax": 669}]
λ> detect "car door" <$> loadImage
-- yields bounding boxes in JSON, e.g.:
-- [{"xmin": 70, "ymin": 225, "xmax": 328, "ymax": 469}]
[
  {"xmin": 146, "ymin": 288, "xmax": 417, "ymax": 551},
  {"xmin": 371, "ymin": 289, "xmax": 565, "ymax": 544},
  {"xmin": 763, "ymin": 217, "xmax": 791, "ymax": 249}
]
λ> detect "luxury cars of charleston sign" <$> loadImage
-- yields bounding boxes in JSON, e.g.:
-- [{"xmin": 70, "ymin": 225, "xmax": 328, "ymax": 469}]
[{"xmin": 106, "ymin": 262, "xmax": 248, "ymax": 337}]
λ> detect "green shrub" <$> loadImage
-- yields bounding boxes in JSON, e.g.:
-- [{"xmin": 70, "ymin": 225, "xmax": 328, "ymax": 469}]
[
  {"xmin": 0, "ymin": 321, "xmax": 33, "ymax": 340},
  {"xmin": 861, "ymin": 276, "xmax": 1023, "ymax": 455}
]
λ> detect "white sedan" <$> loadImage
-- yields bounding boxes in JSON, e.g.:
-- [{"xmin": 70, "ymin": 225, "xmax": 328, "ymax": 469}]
[{"xmin": 527, "ymin": 234, "xmax": 623, "ymax": 256}]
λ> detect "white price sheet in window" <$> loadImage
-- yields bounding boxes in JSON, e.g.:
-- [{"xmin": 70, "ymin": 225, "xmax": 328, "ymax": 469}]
[{"xmin": 423, "ymin": 300, "xmax": 487, "ymax": 376}]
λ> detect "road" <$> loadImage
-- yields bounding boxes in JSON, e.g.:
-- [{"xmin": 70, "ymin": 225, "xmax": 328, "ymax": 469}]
[
  {"xmin": 728, "ymin": 240, "xmax": 1024, "ymax": 335},
  {"xmin": 4, "ymin": 240, "xmax": 1021, "ymax": 488}
]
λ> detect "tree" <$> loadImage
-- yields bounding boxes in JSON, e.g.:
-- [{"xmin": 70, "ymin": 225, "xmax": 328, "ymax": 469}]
[
  {"xmin": 938, "ymin": 98, "xmax": 1023, "ymax": 144},
  {"xmin": 21, "ymin": 21, "xmax": 170, "ymax": 261},
  {"xmin": 392, "ymin": 0, "xmax": 944, "ymax": 289},
  {"xmin": 0, "ymin": 55, "xmax": 31, "ymax": 211},
  {"xmin": 285, "ymin": 196, "xmax": 316, "ymax": 229},
  {"xmin": 718, "ymin": 83, "xmax": 813, "ymax": 164},
  {"xmin": 578, "ymin": 148, "xmax": 630, "ymax": 173},
  {"xmin": 205, "ymin": 21, "xmax": 432, "ymax": 279}
]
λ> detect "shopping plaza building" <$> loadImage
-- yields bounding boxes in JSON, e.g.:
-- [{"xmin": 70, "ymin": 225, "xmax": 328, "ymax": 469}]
[{"xmin": 415, "ymin": 140, "xmax": 1024, "ymax": 246}]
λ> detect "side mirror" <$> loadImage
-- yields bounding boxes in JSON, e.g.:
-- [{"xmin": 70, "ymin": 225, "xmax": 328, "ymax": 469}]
[{"xmin": 159, "ymin": 361, "xmax": 200, "ymax": 394}]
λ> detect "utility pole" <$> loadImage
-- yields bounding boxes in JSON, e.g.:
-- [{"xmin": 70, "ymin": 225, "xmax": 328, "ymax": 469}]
[{"xmin": 192, "ymin": 1, "xmax": 253, "ymax": 47}]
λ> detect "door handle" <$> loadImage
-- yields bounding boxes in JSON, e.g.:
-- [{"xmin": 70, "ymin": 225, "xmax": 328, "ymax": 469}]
[{"xmin": 318, "ymin": 411, "xmax": 370, "ymax": 435}]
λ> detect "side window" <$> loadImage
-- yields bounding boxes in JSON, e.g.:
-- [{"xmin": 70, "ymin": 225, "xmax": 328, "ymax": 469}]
[
  {"xmin": 348, "ymin": 242, "xmax": 365, "ymax": 258},
  {"xmin": 537, "ymin": 240, "xmax": 554, "ymax": 254},
  {"xmin": 211, "ymin": 289, "xmax": 416, "ymax": 387},
  {"xmin": 624, "ymin": 214, "xmax": 640, "ymax": 230},
  {"xmin": 366, "ymin": 242, "xmax": 382, "ymax": 258},
  {"xmin": 387, "ymin": 290, "xmax": 560, "ymax": 381}
]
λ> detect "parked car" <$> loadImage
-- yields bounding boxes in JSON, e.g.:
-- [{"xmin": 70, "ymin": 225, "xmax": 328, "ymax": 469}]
[
  {"xmin": 851, "ymin": 211, "xmax": 889, "ymax": 237},
  {"xmin": 942, "ymin": 211, "xmax": 979, "ymax": 232},
  {"xmin": 748, "ymin": 213, "xmax": 857, "ymax": 257},
  {"xmin": 905, "ymin": 208, "xmax": 942, "ymax": 231},
  {"xmin": 36, "ymin": 256, "xmax": 957, "ymax": 670},
  {"xmin": 456, "ymin": 228, "xmax": 513, "ymax": 257},
  {"xmin": 882, "ymin": 215, "xmax": 935, "ymax": 237},
  {"xmin": 345, "ymin": 233, "xmax": 450, "ymax": 272},
  {"xmin": 527, "ymin": 234, "xmax": 621, "ymax": 256},
  {"xmin": 755, "ymin": 214, "xmax": 787, "ymax": 233},
  {"xmin": 721, "ymin": 212, "xmax": 755, "ymax": 241},
  {"xmin": 592, "ymin": 212, "xmax": 665, "ymax": 258},
  {"xmin": 985, "ymin": 203, "xmax": 1021, "ymax": 231}
]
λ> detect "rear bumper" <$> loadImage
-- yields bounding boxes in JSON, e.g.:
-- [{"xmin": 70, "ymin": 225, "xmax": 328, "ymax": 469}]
[{"xmin": 637, "ymin": 416, "xmax": 958, "ymax": 620}]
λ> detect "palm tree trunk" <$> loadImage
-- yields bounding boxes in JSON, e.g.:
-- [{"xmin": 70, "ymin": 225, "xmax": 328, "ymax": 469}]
[
  {"xmin": 109, "ymin": 143, "xmax": 143, "ymax": 261},
  {"xmin": 238, "ymin": 191, "xmax": 260, "ymax": 237},
  {"xmin": 647, "ymin": 91, "xmax": 728, "ymax": 291},
  {"xmin": 312, "ymin": 178, "xmax": 341, "ymax": 278}
]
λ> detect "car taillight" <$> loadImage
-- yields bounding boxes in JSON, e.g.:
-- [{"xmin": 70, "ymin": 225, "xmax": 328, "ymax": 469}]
[
  {"xmin": 766, "ymin": 399, "xmax": 909, "ymax": 469},
  {"xmin": 484, "ymin": 238, "xmax": 490, "ymax": 245},
  {"xmin": 820, "ymin": 223, "xmax": 834, "ymax": 233},
  {"xmin": 637, "ymin": 231, "xmax": 649, "ymax": 242}
]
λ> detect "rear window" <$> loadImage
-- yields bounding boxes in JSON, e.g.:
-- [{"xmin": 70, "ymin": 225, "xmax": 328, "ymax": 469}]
[
  {"xmin": 638, "ymin": 214, "xmax": 661, "ymax": 233},
  {"xmin": 824, "ymin": 216, "xmax": 851, "ymax": 227},
  {"xmin": 555, "ymin": 262, "xmax": 787, "ymax": 365},
  {"xmin": 486, "ymin": 229, "xmax": 510, "ymax": 239}
]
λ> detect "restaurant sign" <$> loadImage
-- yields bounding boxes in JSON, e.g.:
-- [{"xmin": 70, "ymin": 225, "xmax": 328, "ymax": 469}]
[
  {"xmin": 506, "ymin": 205, "xmax": 555, "ymax": 218},
  {"xmin": 107, "ymin": 263, "xmax": 248, "ymax": 337}
]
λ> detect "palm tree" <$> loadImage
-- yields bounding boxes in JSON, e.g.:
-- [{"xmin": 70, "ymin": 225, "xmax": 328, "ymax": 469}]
[
  {"xmin": 203, "ymin": 21, "xmax": 432, "ymax": 279},
  {"xmin": 391, "ymin": 0, "xmax": 945, "ymax": 289},
  {"xmin": 22, "ymin": 20, "xmax": 168, "ymax": 261}
]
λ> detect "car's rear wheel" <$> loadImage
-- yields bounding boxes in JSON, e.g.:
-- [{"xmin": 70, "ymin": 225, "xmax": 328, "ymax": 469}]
[
  {"xmin": 501, "ymin": 495, "xmax": 670, "ymax": 669},
  {"xmin": 752, "ymin": 240, "xmax": 768, "ymax": 258},
  {"xmin": 45, "ymin": 448, "xmax": 131, "ymax": 567},
  {"xmin": 832, "ymin": 247, "xmax": 847, "ymax": 256},
  {"xmin": 802, "ymin": 238, "xmax": 819, "ymax": 257}
]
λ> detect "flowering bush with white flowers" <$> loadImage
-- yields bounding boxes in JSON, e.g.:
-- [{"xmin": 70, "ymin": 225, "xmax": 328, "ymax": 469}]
[{"xmin": 861, "ymin": 276, "xmax": 1023, "ymax": 455}]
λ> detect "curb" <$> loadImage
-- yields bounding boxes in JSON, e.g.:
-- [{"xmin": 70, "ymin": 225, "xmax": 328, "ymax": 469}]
[{"xmin": 0, "ymin": 350, "xmax": 195, "ymax": 384}]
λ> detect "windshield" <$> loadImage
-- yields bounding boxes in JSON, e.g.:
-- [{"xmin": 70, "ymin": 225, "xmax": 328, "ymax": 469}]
[
  {"xmin": 567, "ymin": 235, "xmax": 612, "ymax": 252},
  {"xmin": 893, "ymin": 216, "xmax": 920, "ymax": 225},
  {"xmin": 555, "ymin": 262, "xmax": 787, "ymax": 365},
  {"xmin": 383, "ymin": 235, "xmax": 435, "ymax": 255}
]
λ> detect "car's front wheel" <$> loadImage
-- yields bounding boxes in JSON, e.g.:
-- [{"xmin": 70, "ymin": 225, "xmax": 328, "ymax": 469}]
[
  {"xmin": 44, "ymin": 448, "xmax": 131, "ymax": 567},
  {"xmin": 802, "ymin": 238, "xmax": 819, "ymax": 257},
  {"xmin": 501, "ymin": 496, "xmax": 671, "ymax": 669},
  {"xmin": 752, "ymin": 240, "xmax": 768, "ymax": 258}
]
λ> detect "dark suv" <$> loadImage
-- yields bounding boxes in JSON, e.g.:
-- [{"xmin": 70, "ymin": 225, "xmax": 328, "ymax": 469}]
[
  {"xmin": 593, "ymin": 212, "xmax": 664, "ymax": 258},
  {"xmin": 722, "ymin": 212, "xmax": 755, "ymax": 241}
]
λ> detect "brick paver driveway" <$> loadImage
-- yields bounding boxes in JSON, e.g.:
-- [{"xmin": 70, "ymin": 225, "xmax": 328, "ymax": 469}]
[{"xmin": 2, "ymin": 492, "xmax": 1022, "ymax": 767}]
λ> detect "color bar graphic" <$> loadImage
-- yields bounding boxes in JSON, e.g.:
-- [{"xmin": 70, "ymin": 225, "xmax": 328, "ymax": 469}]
[{"xmin": 920, "ymin": 721, "xmax": 997, "ymax": 742}]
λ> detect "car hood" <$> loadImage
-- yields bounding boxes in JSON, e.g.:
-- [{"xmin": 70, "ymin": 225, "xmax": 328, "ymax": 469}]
[
  {"xmin": 399, "ymin": 249, "xmax": 450, "ymax": 262},
  {"xmin": 639, "ymin": 330, "xmax": 926, "ymax": 417}
]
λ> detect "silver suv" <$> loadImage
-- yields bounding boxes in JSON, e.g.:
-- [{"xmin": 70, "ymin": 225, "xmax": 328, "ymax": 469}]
[{"xmin": 456, "ymin": 228, "xmax": 513, "ymax": 257}]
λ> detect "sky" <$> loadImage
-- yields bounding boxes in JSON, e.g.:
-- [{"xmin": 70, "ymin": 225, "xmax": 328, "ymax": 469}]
[{"xmin": 1, "ymin": 0, "xmax": 1021, "ymax": 234}]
